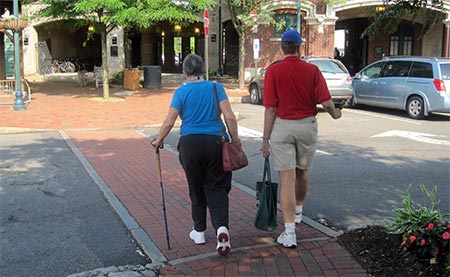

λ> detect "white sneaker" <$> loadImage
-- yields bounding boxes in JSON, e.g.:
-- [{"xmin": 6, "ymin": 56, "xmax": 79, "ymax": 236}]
[
  {"xmin": 216, "ymin": 226, "xmax": 231, "ymax": 256},
  {"xmin": 189, "ymin": 229, "xmax": 206, "ymax": 245},
  {"xmin": 276, "ymin": 231, "xmax": 297, "ymax": 248}
]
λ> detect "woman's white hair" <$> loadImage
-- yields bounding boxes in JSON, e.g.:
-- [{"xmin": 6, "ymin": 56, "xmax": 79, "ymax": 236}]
[{"xmin": 182, "ymin": 54, "xmax": 204, "ymax": 76}]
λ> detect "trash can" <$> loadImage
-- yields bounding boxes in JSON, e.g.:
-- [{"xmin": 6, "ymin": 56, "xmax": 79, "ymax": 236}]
[
  {"xmin": 123, "ymin": 69, "xmax": 141, "ymax": 90},
  {"xmin": 143, "ymin": 65, "xmax": 161, "ymax": 89}
]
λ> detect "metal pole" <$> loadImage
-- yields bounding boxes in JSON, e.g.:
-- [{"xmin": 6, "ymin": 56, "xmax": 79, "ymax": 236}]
[
  {"xmin": 13, "ymin": 0, "xmax": 25, "ymax": 111},
  {"xmin": 218, "ymin": 0, "xmax": 222, "ymax": 76},
  {"xmin": 297, "ymin": 0, "xmax": 302, "ymax": 35},
  {"xmin": 205, "ymin": 37, "xmax": 209, "ymax": 80}
]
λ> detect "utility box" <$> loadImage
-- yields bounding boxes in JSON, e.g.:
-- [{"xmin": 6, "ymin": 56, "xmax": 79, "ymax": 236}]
[
  {"xmin": 143, "ymin": 65, "xmax": 162, "ymax": 89},
  {"xmin": 123, "ymin": 69, "xmax": 141, "ymax": 90}
]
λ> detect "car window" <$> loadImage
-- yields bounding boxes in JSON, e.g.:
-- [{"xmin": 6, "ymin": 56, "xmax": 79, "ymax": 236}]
[
  {"xmin": 439, "ymin": 63, "xmax": 450, "ymax": 80},
  {"xmin": 361, "ymin": 62, "xmax": 384, "ymax": 79},
  {"xmin": 308, "ymin": 60, "xmax": 348, "ymax": 74},
  {"xmin": 409, "ymin": 62, "xmax": 433, "ymax": 78},
  {"xmin": 381, "ymin": 61, "xmax": 412, "ymax": 77}
]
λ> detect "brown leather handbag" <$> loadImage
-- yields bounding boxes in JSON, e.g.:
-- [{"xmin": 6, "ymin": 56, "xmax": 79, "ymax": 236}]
[{"xmin": 213, "ymin": 82, "xmax": 248, "ymax": 172}]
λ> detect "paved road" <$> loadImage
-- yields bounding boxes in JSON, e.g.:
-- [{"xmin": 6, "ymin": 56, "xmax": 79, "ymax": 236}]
[
  {"xmin": 0, "ymin": 131, "xmax": 149, "ymax": 276},
  {"xmin": 228, "ymin": 103, "xmax": 450, "ymax": 231}
]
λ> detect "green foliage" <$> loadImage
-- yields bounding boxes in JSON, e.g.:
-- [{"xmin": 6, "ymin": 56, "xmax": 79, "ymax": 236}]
[
  {"xmin": 385, "ymin": 184, "xmax": 449, "ymax": 235},
  {"xmin": 38, "ymin": 0, "xmax": 216, "ymax": 31},
  {"xmin": 226, "ymin": 0, "xmax": 275, "ymax": 35},
  {"xmin": 361, "ymin": 0, "xmax": 446, "ymax": 40},
  {"xmin": 110, "ymin": 71, "xmax": 124, "ymax": 85},
  {"xmin": 386, "ymin": 184, "xmax": 450, "ymax": 269}
]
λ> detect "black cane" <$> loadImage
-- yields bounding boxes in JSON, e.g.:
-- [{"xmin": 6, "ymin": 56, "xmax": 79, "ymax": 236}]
[{"xmin": 155, "ymin": 144, "xmax": 171, "ymax": 250}]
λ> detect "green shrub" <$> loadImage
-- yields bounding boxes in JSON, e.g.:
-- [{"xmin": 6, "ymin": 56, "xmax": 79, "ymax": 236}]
[
  {"xmin": 110, "ymin": 71, "xmax": 124, "ymax": 85},
  {"xmin": 385, "ymin": 184, "xmax": 450, "ymax": 269}
]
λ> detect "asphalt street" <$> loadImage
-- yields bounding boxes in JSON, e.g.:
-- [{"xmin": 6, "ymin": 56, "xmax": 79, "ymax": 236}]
[{"xmin": 0, "ymin": 131, "xmax": 149, "ymax": 276}]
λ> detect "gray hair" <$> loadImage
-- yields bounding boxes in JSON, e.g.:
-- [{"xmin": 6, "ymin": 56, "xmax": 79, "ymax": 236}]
[{"xmin": 182, "ymin": 54, "xmax": 204, "ymax": 76}]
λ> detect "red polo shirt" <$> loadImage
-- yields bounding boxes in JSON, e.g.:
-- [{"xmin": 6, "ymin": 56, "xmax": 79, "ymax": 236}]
[{"xmin": 263, "ymin": 56, "xmax": 331, "ymax": 119}]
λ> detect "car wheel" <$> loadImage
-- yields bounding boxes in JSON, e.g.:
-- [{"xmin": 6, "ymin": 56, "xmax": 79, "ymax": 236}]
[
  {"xmin": 249, "ymin": 84, "xmax": 260, "ymax": 104},
  {"xmin": 347, "ymin": 96, "xmax": 357, "ymax": 108},
  {"xmin": 407, "ymin": 96, "xmax": 425, "ymax": 119}
]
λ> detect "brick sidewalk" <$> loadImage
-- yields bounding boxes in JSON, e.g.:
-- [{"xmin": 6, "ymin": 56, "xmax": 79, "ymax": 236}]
[
  {"xmin": 1, "ymin": 81, "xmax": 367, "ymax": 276},
  {"xmin": 66, "ymin": 128, "xmax": 366, "ymax": 276}
]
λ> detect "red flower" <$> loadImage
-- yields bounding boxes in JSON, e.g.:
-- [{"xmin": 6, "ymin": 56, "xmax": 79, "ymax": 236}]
[
  {"xmin": 447, "ymin": 223, "xmax": 450, "ymax": 229},
  {"xmin": 443, "ymin": 232, "xmax": 450, "ymax": 240},
  {"xmin": 420, "ymin": 239, "xmax": 426, "ymax": 246},
  {"xmin": 403, "ymin": 247, "xmax": 408, "ymax": 252},
  {"xmin": 428, "ymin": 223, "xmax": 434, "ymax": 230},
  {"xmin": 401, "ymin": 241, "xmax": 406, "ymax": 246},
  {"xmin": 408, "ymin": 230, "xmax": 413, "ymax": 234},
  {"xmin": 434, "ymin": 248, "xmax": 439, "ymax": 255},
  {"xmin": 409, "ymin": 235, "xmax": 416, "ymax": 242}
]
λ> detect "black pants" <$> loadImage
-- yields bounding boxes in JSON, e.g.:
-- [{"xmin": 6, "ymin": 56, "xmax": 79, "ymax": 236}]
[{"xmin": 178, "ymin": 135, "xmax": 232, "ymax": 232}]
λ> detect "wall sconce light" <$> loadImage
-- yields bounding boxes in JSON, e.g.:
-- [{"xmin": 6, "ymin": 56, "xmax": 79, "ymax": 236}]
[
  {"xmin": 162, "ymin": 31, "xmax": 165, "ymax": 37},
  {"xmin": 195, "ymin": 27, "xmax": 200, "ymax": 34},
  {"xmin": 375, "ymin": 6, "xmax": 385, "ymax": 12},
  {"xmin": 88, "ymin": 26, "xmax": 94, "ymax": 32},
  {"xmin": 174, "ymin": 25, "xmax": 181, "ymax": 31}
]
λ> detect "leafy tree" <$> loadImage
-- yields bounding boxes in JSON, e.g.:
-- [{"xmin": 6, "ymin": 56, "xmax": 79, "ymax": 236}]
[
  {"xmin": 226, "ymin": 0, "xmax": 275, "ymax": 89},
  {"xmin": 38, "ymin": 0, "xmax": 214, "ymax": 99},
  {"xmin": 362, "ymin": 0, "xmax": 446, "ymax": 39}
]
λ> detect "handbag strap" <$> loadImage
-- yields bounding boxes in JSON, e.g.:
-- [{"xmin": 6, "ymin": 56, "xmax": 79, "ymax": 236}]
[
  {"xmin": 213, "ymin": 82, "xmax": 227, "ymax": 139},
  {"xmin": 262, "ymin": 157, "xmax": 273, "ymax": 188}
]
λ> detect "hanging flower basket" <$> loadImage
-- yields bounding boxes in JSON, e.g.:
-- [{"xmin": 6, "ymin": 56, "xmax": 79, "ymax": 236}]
[{"xmin": 0, "ymin": 19, "xmax": 28, "ymax": 32}]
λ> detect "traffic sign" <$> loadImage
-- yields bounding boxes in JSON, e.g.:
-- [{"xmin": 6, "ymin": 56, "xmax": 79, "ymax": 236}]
[{"xmin": 204, "ymin": 8, "xmax": 209, "ymax": 37}]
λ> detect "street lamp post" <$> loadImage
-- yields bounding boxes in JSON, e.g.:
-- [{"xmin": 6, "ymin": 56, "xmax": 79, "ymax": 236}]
[
  {"xmin": 13, "ymin": 0, "xmax": 25, "ymax": 111},
  {"xmin": 297, "ymin": 0, "xmax": 301, "ymax": 35}
]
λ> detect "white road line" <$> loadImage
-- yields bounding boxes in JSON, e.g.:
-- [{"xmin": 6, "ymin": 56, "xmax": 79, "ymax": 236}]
[
  {"xmin": 372, "ymin": 130, "xmax": 450, "ymax": 146},
  {"xmin": 238, "ymin": 126, "xmax": 332, "ymax": 155},
  {"xmin": 344, "ymin": 109, "xmax": 422, "ymax": 125}
]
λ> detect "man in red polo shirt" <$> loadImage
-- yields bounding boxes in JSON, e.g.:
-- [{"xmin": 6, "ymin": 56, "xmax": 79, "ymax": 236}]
[{"xmin": 261, "ymin": 30, "xmax": 342, "ymax": 248}]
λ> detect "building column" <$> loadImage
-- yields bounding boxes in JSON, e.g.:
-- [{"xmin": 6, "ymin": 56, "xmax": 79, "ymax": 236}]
[
  {"xmin": 163, "ymin": 30, "xmax": 175, "ymax": 72},
  {"xmin": 304, "ymin": 14, "xmax": 337, "ymax": 58},
  {"xmin": 141, "ymin": 27, "xmax": 155, "ymax": 65},
  {"xmin": 444, "ymin": 13, "xmax": 450, "ymax": 58}
]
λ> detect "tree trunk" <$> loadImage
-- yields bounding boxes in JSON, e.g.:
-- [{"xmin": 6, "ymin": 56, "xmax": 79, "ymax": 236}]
[
  {"xmin": 0, "ymin": 32, "xmax": 5, "ymax": 79},
  {"xmin": 100, "ymin": 27, "xmax": 110, "ymax": 99},
  {"xmin": 238, "ymin": 33, "xmax": 246, "ymax": 90}
]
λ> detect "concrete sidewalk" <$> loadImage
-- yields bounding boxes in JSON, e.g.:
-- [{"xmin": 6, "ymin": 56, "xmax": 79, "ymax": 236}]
[{"xmin": 1, "ymin": 80, "xmax": 367, "ymax": 276}]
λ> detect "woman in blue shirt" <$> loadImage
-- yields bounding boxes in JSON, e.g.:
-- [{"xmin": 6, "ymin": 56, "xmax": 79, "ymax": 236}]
[{"xmin": 151, "ymin": 54, "xmax": 239, "ymax": 256}]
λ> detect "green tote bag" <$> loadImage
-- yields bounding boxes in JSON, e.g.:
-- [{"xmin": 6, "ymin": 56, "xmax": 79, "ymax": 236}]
[{"xmin": 254, "ymin": 158, "xmax": 278, "ymax": 232}]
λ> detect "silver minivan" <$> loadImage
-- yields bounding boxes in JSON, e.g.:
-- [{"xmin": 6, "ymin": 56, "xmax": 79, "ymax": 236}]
[{"xmin": 351, "ymin": 56, "xmax": 450, "ymax": 119}]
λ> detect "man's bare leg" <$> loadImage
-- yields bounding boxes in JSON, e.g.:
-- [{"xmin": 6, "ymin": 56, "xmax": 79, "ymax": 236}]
[
  {"xmin": 279, "ymin": 168, "xmax": 296, "ymax": 223},
  {"xmin": 295, "ymin": 168, "xmax": 308, "ymax": 206}
]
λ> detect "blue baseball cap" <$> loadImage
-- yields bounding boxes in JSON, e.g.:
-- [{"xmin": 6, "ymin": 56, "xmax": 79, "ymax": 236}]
[{"xmin": 281, "ymin": 30, "xmax": 302, "ymax": 45}]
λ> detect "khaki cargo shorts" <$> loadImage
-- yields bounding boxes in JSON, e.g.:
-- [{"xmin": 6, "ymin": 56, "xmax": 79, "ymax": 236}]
[{"xmin": 270, "ymin": 116, "xmax": 318, "ymax": 171}]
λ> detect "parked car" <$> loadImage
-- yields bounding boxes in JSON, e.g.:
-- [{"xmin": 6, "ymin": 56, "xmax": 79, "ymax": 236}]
[
  {"xmin": 351, "ymin": 56, "xmax": 450, "ymax": 119},
  {"xmin": 248, "ymin": 57, "xmax": 354, "ymax": 109}
]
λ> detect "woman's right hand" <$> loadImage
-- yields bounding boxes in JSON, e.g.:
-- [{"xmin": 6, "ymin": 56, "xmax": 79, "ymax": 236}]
[{"xmin": 151, "ymin": 138, "xmax": 164, "ymax": 149}]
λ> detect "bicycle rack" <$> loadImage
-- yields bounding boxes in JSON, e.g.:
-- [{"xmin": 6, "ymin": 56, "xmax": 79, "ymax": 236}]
[{"xmin": 0, "ymin": 79, "xmax": 32, "ymax": 107}]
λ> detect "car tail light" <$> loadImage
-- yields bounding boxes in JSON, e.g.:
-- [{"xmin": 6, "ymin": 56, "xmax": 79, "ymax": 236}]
[
  {"xmin": 432, "ymin": 79, "xmax": 447, "ymax": 94},
  {"xmin": 345, "ymin": 76, "xmax": 352, "ymax": 85}
]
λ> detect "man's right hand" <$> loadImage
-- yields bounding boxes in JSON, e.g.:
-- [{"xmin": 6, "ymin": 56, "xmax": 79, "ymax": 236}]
[{"xmin": 333, "ymin": 109, "xmax": 342, "ymax": 119}]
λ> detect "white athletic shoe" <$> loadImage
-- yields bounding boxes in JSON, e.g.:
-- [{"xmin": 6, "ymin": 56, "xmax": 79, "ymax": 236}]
[
  {"xmin": 216, "ymin": 226, "xmax": 231, "ymax": 256},
  {"xmin": 276, "ymin": 231, "xmax": 297, "ymax": 248},
  {"xmin": 189, "ymin": 229, "xmax": 206, "ymax": 245}
]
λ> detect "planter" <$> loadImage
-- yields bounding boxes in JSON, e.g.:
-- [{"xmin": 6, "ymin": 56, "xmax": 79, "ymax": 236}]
[{"xmin": 0, "ymin": 19, "xmax": 28, "ymax": 31}]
